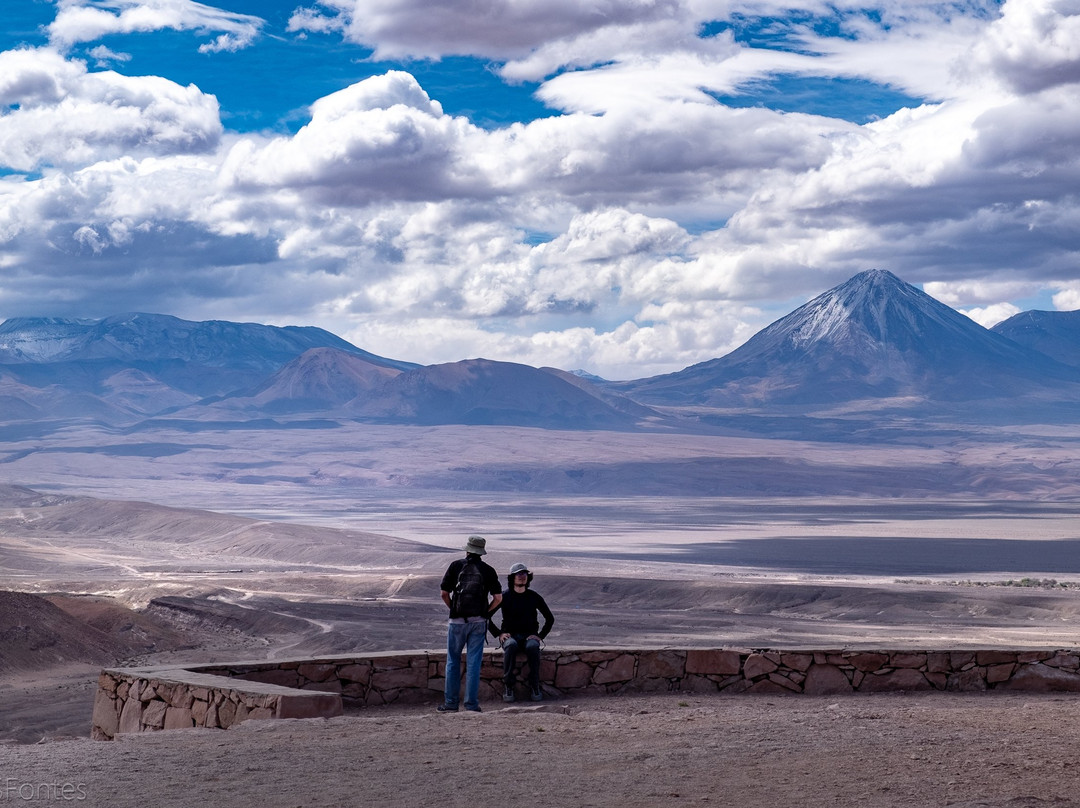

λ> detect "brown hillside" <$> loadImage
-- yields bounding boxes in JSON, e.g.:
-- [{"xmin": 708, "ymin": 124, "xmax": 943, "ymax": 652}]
[{"xmin": 0, "ymin": 592, "xmax": 128, "ymax": 674}]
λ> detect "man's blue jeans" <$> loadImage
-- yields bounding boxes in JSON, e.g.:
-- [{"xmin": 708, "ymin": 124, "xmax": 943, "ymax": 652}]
[{"xmin": 444, "ymin": 618, "xmax": 487, "ymax": 710}]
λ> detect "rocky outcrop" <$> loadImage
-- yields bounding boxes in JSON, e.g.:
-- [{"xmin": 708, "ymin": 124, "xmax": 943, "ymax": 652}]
[{"xmin": 92, "ymin": 647, "xmax": 1080, "ymax": 739}]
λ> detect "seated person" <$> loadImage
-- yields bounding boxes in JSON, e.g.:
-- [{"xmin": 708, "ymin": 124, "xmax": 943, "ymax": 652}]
[{"xmin": 488, "ymin": 562, "xmax": 554, "ymax": 702}]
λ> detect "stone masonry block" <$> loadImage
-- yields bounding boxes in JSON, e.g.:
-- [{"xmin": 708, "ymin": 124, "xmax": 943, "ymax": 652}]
[
  {"xmin": 889, "ymin": 653, "xmax": 927, "ymax": 669},
  {"xmin": 847, "ymin": 653, "xmax": 889, "ymax": 672},
  {"xmin": 579, "ymin": 651, "xmax": 620, "ymax": 664},
  {"xmin": 118, "ymin": 696, "xmax": 143, "ymax": 734},
  {"xmin": 593, "ymin": 654, "xmax": 636, "ymax": 685},
  {"xmin": 779, "ymin": 653, "xmax": 813, "ymax": 672},
  {"xmin": 371, "ymin": 666, "xmax": 427, "ymax": 691},
  {"xmin": 555, "ymin": 661, "xmax": 592, "ymax": 689},
  {"xmin": 142, "ymin": 700, "xmax": 168, "ymax": 729},
  {"xmin": 167, "ymin": 686, "xmax": 195, "ymax": 710},
  {"xmin": 302, "ymin": 680, "xmax": 343, "ymax": 694},
  {"xmin": 743, "ymin": 654, "xmax": 778, "ymax": 680},
  {"xmin": 98, "ymin": 673, "xmax": 119, "ymax": 695},
  {"xmin": 370, "ymin": 655, "xmax": 414, "ymax": 670},
  {"xmin": 339, "ymin": 664, "xmax": 372, "ymax": 684},
  {"xmin": 951, "ymin": 652, "xmax": 976, "ymax": 669},
  {"xmin": 802, "ymin": 664, "xmax": 852, "ymax": 695},
  {"xmin": 768, "ymin": 673, "xmax": 802, "ymax": 692},
  {"xmin": 163, "ymin": 707, "xmax": 194, "ymax": 730},
  {"xmin": 1018, "ymin": 651, "xmax": 1053, "ymax": 664},
  {"xmin": 298, "ymin": 663, "xmax": 338, "ymax": 683},
  {"xmin": 242, "ymin": 669, "xmax": 301, "ymax": 688},
  {"xmin": 680, "ymin": 674, "xmax": 720, "ymax": 694},
  {"xmin": 986, "ymin": 663, "xmax": 1015, "ymax": 684},
  {"xmin": 540, "ymin": 658, "xmax": 557, "ymax": 681},
  {"xmin": 999, "ymin": 663, "xmax": 1080, "ymax": 693},
  {"xmin": 975, "ymin": 650, "xmax": 1016, "ymax": 666},
  {"xmin": 858, "ymin": 669, "xmax": 933, "ymax": 693},
  {"xmin": 946, "ymin": 668, "xmax": 987, "ymax": 692},
  {"xmin": 1044, "ymin": 653, "xmax": 1080, "ymax": 669},
  {"xmin": 686, "ymin": 650, "xmax": 741, "ymax": 676},
  {"xmin": 91, "ymin": 692, "xmax": 119, "ymax": 739},
  {"xmin": 191, "ymin": 700, "xmax": 209, "ymax": 725},
  {"xmin": 276, "ymin": 691, "xmax": 343, "ymax": 719},
  {"xmin": 926, "ymin": 653, "xmax": 951, "ymax": 673},
  {"xmin": 217, "ymin": 699, "xmax": 238, "ymax": 728},
  {"xmin": 638, "ymin": 651, "xmax": 685, "ymax": 679}
]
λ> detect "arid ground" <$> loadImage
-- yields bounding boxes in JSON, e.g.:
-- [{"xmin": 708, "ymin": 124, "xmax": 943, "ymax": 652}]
[
  {"xmin": 6, "ymin": 692, "xmax": 1080, "ymax": 808},
  {"xmin": 2, "ymin": 418, "xmax": 1080, "ymax": 807}
]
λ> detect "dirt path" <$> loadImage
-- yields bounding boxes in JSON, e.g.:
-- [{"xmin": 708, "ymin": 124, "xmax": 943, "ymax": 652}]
[{"xmin": 4, "ymin": 691, "xmax": 1080, "ymax": 808}]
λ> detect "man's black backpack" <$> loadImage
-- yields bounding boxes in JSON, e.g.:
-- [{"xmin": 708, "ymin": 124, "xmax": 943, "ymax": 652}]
[{"xmin": 452, "ymin": 557, "xmax": 488, "ymax": 617}]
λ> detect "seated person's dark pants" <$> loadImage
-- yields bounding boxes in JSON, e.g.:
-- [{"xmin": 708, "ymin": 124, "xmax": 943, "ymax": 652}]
[{"xmin": 502, "ymin": 635, "xmax": 541, "ymax": 688}]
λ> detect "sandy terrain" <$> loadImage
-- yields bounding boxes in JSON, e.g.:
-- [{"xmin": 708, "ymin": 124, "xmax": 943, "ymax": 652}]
[
  {"xmin": 5, "ymin": 692, "xmax": 1080, "ymax": 808},
  {"xmin": 5, "ymin": 419, "xmax": 1080, "ymax": 504}
]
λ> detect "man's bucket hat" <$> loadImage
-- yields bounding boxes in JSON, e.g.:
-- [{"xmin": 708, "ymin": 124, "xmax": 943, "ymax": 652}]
[{"xmin": 464, "ymin": 535, "xmax": 487, "ymax": 555}]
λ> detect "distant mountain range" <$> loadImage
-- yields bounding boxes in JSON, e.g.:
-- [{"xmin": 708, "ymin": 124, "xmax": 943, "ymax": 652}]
[
  {"xmin": 616, "ymin": 269, "xmax": 1080, "ymax": 409},
  {"xmin": 1, "ymin": 271, "xmax": 1078, "ymax": 429},
  {"xmin": 991, "ymin": 309, "xmax": 1080, "ymax": 368},
  {"xmin": 0, "ymin": 313, "xmax": 418, "ymax": 422},
  {"xmin": 206, "ymin": 352, "xmax": 652, "ymax": 429},
  {"xmin": 0, "ymin": 313, "xmax": 415, "ymax": 370}
]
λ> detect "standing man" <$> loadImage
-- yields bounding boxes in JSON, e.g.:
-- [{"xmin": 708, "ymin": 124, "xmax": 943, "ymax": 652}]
[
  {"xmin": 488, "ymin": 562, "xmax": 554, "ymax": 703},
  {"xmin": 438, "ymin": 535, "xmax": 502, "ymax": 713}
]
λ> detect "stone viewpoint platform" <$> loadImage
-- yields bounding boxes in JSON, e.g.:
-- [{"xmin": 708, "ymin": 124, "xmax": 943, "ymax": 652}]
[{"xmin": 92, "ymin": 646, "xmax": 1080, "ymax": 739}]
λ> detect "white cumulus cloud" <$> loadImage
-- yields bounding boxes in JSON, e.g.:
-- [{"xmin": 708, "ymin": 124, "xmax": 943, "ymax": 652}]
[
  {"xmin": 2, "ymin": 0, "xmax": 1080, "ymax": 379},
  {"xmin": 49, "ymin": 0, "xmax": 264, "ymax": 53},
  {"xmin": 0, "ymin": 48, "xmax": 222, "ymax": 172}
]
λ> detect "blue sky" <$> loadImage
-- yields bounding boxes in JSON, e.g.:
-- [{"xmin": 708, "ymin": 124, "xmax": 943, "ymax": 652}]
[{"xmin": 0, "ymin": 0, "xmax": 1077, "ymax": 378}]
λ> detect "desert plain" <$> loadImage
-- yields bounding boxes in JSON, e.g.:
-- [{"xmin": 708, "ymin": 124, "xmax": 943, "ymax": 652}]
[{"xmin": 3, "ymin": 420, "xmax": 1080, "ymax": 806}]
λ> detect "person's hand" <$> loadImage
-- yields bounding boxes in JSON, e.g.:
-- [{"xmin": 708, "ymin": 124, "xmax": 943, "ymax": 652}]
[
  {"xmin": 528, "ymin": 634, "xmax": 540, "ymax": 642},
  {"xmin": 500, "ymin": 633, "xmax": 511, "ymax": 643}
]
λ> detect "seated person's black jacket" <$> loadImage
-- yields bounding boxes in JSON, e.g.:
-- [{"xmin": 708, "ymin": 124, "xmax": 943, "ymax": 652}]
[{"xmin": 488, "ymin": 587, "xmax": 553, "ymax": 639}]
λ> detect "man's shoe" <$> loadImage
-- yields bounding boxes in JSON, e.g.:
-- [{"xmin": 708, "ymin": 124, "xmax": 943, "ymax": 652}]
[
  {"xmin": 503, "ymin": 685, "xmax": 515, "ymax": 703},
  {"xmin": 436, "ymin": 704, "xmax": 458, "ymax": 713},
  {"xmin": 465, "ymin": 706, "xmax": 482, "ymax": 713},
  {"xmin": 530, "ymin": 686, "xmax": 543, "ymax": 702}
]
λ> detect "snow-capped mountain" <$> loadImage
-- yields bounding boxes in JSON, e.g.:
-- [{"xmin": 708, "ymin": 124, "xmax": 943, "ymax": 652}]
[
  {"xmin": 617, "ymin": 269, "xmax": 1080, "ymax": 408},
  {"xmin": 3, "ymin": 275, "xmax": 1079, "ymax": 430},
  {"xmin": 0, "ymin": 314, "xmax": 416, "ymax": 421},
  {"xmin": 0, "ymin": 312, "xmax": 652, "ymax": 429},
  {"xmin": 0, "ymin": 313, "xmax": 413, "ymax": 371},
  {"xmin": 991, "ymin": 309, "xmax": 1080, "ymax": 368}
]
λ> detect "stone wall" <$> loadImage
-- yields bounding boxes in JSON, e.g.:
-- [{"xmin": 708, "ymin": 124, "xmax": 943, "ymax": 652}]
[
  {"xmin": 92, "ymin": 668, "xmax": 343, "ymax": 740},
  {"xmin": 92, "ymin": 647, "xmax": 1080, "ymax": 739}
]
